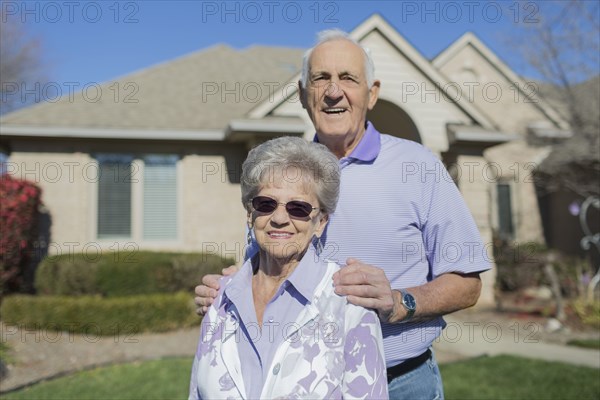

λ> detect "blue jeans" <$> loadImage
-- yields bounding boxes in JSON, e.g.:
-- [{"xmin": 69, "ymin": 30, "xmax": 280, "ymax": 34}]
[{"xmin": 387, "ymin": 349, "xmax": 444, "ymax": 400}]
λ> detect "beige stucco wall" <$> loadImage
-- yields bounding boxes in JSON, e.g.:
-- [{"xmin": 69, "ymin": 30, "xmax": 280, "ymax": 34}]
[
  {"xmin": 361, "ymin": 31, "xmax": 474, "ymax": 153},
  {"xmin": 7, "ymin": 149, "xmax": 93, "ymax": 257},
  {"xmin": 181, "ymin": 153, "xmax": 247, "ymax": 262},
  {"xmin": 437, "ymin": 42, "xmax": 565, "ymax": 246},
  {"xmin": 485, "ymin": 140, "xmax": 551, "ymax": 243},
  {"xmin": 6, "ymin": 139, "xmax": 248, "ymax": 263},
  {"xmin": 436, "ymin": 43, "xmax": 555, "ymax": 136}
]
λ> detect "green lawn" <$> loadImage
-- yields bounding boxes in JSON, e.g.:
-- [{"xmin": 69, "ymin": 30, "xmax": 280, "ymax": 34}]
[
  {"xmin": 2, "ymin": 358, "xmax": 192, "ymax": 400},
  {"xmin": 441, "ymin": 355, "xmax": 600, "ymax": 400},
  {"xmin": 2, "ymin": 355, "xmax": 599, "ymax": 400},
  {"xmin": 567, "ymin": 338, "xmax": 600, "ymax": 350}
]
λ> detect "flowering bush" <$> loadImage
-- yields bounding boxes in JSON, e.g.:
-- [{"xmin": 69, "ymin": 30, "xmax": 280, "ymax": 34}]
[{"xmin": 0, "ymin": 174, "xmax": 42, "ymax": 296}]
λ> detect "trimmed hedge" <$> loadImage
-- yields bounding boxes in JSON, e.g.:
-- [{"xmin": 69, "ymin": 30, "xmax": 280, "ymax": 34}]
[
  {"xmin": 1, "ymin": 292, "xmax": 199, "ymax": 334},
  {"xmin": 35, "ymin": 251, "xmax": 233, "ymax": 297},
  {"xmin": 35, "ymin": 255, "xmax": 101, "ymax": 296}
]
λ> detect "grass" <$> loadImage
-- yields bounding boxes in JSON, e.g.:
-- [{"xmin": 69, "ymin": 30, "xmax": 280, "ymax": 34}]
[
  {"xmin": 2, "ymin": 358, "xmax": 192, "ymax": 400},
  {"xmin": 567, "ymin": 338, "xmax": 600, "ymax": 350},
  {"xmin": 2, "ymin": 355, "xmax": 599, "ymax": 400},
  {"xmin": 0, "ymin": 341, "xmax": 13, "ymax": 364},
  {"xmin": 441, "ymin": 355, "xmax": 600, "ymax": 400}
]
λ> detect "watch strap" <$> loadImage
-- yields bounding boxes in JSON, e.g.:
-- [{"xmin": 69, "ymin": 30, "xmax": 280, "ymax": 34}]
[{"xmin": 399, "ymin": 289, "xmax": 416, "ymax": 322}]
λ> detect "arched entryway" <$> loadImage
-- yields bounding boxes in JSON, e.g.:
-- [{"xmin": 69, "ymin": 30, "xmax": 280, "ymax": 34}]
[{"xmin": 367, "ymin": 99, "xmax": 421, "ymax": 143}]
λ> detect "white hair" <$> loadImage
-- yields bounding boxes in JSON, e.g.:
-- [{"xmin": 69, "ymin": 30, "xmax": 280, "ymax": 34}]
[
  {"xmin": 300, "ymin": 29, "xmax": 375, "ymax": 88},
  {"xmin": 241, "ymin": 136, "xmax": 340, "ymax": 215}
]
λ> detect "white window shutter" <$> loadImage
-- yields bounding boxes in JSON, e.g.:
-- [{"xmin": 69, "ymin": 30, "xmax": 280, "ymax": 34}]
[
  {"xmin": 97, "ymin": 154, "xmax": 133, "ymax": 238},
  {"xmin": 143, "ymin": 155, "xmax": 178, "ymax": 240}
]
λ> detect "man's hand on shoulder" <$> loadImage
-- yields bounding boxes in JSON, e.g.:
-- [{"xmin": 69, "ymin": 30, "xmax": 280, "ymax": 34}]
[
  {"xmin": 332, "ymin": 258, "xmax": 402, "ymax": 323},
  {"xmin": 194, "ymin": 265, "xmax": 239, "ymax": 315}
]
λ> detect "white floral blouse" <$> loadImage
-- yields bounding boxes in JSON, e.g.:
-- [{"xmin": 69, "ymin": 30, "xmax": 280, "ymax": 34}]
[{"xmin": 189, "ymin": 260, "xmax": 388, "ymax": 399}]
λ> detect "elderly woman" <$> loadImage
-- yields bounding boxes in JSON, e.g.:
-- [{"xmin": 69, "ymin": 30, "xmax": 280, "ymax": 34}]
[{"xmin": 189, "ymin": 136, "xmax": 387, "ymax": 399}]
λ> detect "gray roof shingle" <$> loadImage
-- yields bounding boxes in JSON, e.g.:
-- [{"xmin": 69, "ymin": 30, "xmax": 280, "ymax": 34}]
[{"xmin": 1, "ymin": 45, "xmax": 305, "ymax": 131}]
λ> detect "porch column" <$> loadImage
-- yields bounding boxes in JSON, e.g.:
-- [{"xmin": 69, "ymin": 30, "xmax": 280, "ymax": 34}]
[
  {"xmin": 443, "ymin": 125, "xmax": 518, "ymax": 308},
  {"xmin": 453, "ymin": 153, "xmax": 496, "ymax": 307}
]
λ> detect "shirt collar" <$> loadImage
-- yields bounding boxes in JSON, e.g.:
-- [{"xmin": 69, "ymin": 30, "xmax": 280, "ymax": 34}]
[
  {"xmin": 223, "ymin": 245, "xmax": 325, "ymax": 307},
  {"xmin": 285, "ymin": 245, "xmax": 324, "ymax": 303},
  {"xmin": 221, "ymin": 257, "xmax": 255, "ymax": 311},
  {"xmin": 312, "ymin": 121, "xmax": 381, "ymax": 163}
]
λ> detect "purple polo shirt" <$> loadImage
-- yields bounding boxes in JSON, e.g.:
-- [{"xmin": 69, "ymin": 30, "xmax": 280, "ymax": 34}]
[
  {"xmin": 244, "ymin": 122, "xmax": 490, "ymax": 368},
  {"xmin": 224, "ymin": 245, "xmax": 325, "ymax": 400},
  {"xmin": 318, "ymin": 122, "xmax": 490, "ymax": 367}
]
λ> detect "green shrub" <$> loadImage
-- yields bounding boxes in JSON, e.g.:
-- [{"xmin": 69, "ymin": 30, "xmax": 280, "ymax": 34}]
[
  {"xmin": 95, "ymin": 252, "xmax": 176, "ymax": 297},
  {"xmin": 573, "ymin": 299, "xmax": 600, "ymax": 328},
  {"xmin": 567, "ymin": 338, "xmax": 600, "ymax": 350},
  {"xmin": 1, "ymin": 292, "xmax": 199, "ymax": 334},
  {"xmin": 494, "ymin": 240, "xmax": 548, "ymax": 291},
  {"xmin": 494, "ymin": 239, "xmax": 583, "ymax": 297},
  {"xmin": 34, "ymin": 251, "xmax": 233, "ymax": 297},
  {"xmin": 171, "ymin": 253, "xmax": 232, "ymax": 292},
  {"xmin": 35, "ymin": 254, "xmax": 101, "ymax": 296}
]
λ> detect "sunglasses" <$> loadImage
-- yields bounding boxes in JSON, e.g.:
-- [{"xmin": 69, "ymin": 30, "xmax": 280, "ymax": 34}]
[{"xmin": 251, "ymin": 196, "xmax": 319, "ymax": 219}]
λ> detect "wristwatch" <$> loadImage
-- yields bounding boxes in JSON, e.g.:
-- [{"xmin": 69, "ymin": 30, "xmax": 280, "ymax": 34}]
[{"xmin": 399, "ymin": 289, "xmax": 416, "ymax": 322}]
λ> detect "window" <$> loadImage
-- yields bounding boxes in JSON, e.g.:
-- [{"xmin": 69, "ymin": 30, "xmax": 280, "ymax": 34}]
[
  {"xmin": 143, "ymin": 154, "xmax": 178, "ymax": 240},
  {"xmin": 97, "ymin": 154, "xmax": 133, "ymax": 239},
  {"xmin": 497, "ymin": 183, "xmax": 514, "ymax": 239},
  {"xmin": 96, "ymin": 153, "xmax": 179, "ymax": 241}
]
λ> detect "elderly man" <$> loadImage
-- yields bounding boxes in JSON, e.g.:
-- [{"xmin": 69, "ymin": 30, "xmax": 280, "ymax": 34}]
[{"xmin": 195, "ymin": 29, "xmax": 489, "ymax": 399}]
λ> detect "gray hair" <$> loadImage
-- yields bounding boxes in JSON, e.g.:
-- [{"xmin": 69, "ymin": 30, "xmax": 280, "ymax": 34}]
[
  {"xmin": 300, "ymin": 28, "xmax": 375, "ymax": 88},
  {"xmin": 241, "ymin": 136, "xmax": 340, "ymax": 215}
]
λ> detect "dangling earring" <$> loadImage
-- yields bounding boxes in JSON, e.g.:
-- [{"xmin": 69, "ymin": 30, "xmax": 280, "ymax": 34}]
[
  {"xmin": 246, "ymin": 220, "xmax": 254, "ymax": 245},
  {"xmin": 316, "ymin": 236, "xmax": 324, "ymax": 256}
]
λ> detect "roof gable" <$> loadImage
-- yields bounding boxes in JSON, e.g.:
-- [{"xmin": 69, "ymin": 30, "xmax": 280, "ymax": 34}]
[{"xmin": 432, "ymin": 32, "xmax": 569, "ymax": 130}]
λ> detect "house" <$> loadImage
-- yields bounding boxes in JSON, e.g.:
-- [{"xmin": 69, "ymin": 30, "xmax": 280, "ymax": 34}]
[{"xmin": 0, "ymin": 15, "xmax": 571, "ymax": 306}]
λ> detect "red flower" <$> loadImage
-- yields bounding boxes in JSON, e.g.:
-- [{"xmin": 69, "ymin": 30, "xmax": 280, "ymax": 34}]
[{"xmin": 0, "ymin": 174, "xmax": 42, "ymax": 294}]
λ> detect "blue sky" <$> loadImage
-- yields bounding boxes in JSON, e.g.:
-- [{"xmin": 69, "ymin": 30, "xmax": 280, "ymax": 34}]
[{"xmin": 3, "ymin": 0, "xmax": 581, "ymax": 85}]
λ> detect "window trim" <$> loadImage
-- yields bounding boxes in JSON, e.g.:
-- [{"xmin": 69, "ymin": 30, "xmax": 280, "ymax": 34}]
[
  {"xmin": 90, "ymin": 153, "xmax": 182, "ymax": 247},
  {"xmin": 494, "ymin": 181, "xmax": 516, "ymax": 240}
]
